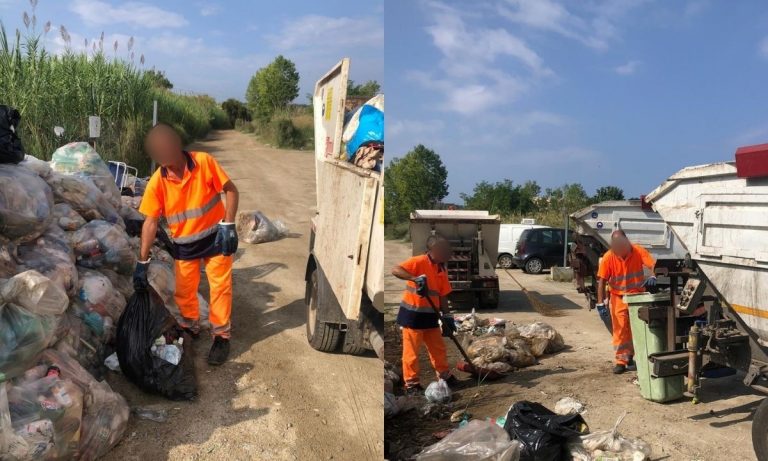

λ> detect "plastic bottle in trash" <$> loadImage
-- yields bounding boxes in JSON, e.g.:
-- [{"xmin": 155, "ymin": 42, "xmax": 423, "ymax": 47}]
[{"xmin": 153, "ymin": 344, "xmax": 182, "ymax": 365}]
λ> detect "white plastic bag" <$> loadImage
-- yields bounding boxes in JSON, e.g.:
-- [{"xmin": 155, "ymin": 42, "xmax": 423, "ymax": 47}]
[
  {"xmin": 425, "ymin": 379, "xmax": 452, "ymax": 403},
  {"xmin": 554, "ymin": 397, "xmax": 586, "ymax": 416},
  {"xmin": 568, "ymin": 412, "xmax": 651, "ymax": 461},
  {"xmin": 236, "ymin": 210, "xmax": 289, "ymax": 244},
  {"xmin": 0, "ymin": 270, "xmax": 69, "ymax": 316},
  {"xmin": 416, "ymin": 419, "xmax": 521, "ymax": 461}
]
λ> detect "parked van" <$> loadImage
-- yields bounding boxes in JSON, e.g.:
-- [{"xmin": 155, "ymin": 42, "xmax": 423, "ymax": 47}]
[
  {"xmin": 497, "ymin": 221, "xmax": 549, "ymax": 269},
  {"xmin": 513, "ymin": 227, "xmax": 574, "ymax": 274}
]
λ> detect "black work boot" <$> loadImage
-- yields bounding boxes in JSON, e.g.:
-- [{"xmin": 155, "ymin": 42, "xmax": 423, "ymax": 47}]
[
  {"xmin": 404, "ymin": 384, "xmax": 424, "ymax": 396},
  {"xmin": 208, "ymin": 336, "xmax": 230, "ymax": 365},
  {"xmin": 613, "ymin": 364, "xmax": 627, "ymax": 374}
]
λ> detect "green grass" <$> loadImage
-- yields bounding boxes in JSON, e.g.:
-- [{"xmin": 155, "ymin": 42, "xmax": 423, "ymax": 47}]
[
  {"xmin": 0, "ymin": 25, "xmax": 229, "ymax": 174},
  {"xmin": 236, "ymin": 107, "xmax": 314, "ymax": 150}
]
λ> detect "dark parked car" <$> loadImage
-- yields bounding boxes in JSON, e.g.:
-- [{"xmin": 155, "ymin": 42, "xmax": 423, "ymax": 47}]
[{"xmin": 513, "ymin": 228, "xmax": 574, "ymax": 274}]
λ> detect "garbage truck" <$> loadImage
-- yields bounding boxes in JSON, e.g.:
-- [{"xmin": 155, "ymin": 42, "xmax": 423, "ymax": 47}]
[
  {"xmin": 304, "ymin": 58, "xmax": 384, "ymax": 358},
  {"xmin": 409, "ymin": 210, "xmax": 500, "ymax": 309},
  {"xmin": 641, "ymin": 143, "xmax": 768, "ymax": 459},
  {"xmin": 569, "ymin": 200, "xmax": 691, "ymax": 310}
]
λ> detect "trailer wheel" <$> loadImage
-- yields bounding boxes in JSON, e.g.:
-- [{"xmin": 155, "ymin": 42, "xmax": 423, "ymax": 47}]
[
  {"xmin": 752, "ymin": 398, "xmax": 768, "ymax": 459},
  {"xmin": 498, "ymin": 254, "xmax": 514, "ymax": 269},
  {"xmin": 525, "ymin": 257, "xmax": 544, "ymax": 274},
  {"xmin": 306, "ymin": 268, "xmax": 342, "ymax": 352}
]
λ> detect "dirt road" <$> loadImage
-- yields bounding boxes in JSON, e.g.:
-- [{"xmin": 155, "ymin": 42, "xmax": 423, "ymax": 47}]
[
  {"xmin": 104, "ymin": 130, "xmax": 382, "ymax": 460},
  {"xmin": 385, "ymin": 239, "xmax": 761, "ymax": 461}
]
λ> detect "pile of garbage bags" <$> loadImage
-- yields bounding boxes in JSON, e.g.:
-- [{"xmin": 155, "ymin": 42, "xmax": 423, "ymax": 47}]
[
  {"xmin": 236, "ymin": 210, "xmax": 289, "ymax": 244},
  {"xmin": 458, "ymin": 315, "xmax": 565, "ymax": 375},
  {"xmin": 0, "ymin": 137, "xmax": 199, "ymax": 459}
]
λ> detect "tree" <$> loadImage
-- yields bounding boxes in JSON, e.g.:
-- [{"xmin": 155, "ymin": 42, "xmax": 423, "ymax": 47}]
[
  {"xmin": 543, "ymin": 183, "xmax": 590, "ymax": 212},
  {"xmin": 593, "ymin": 186, "xmax": 625, "ymax": 203},
  {"xmin": 145, "ymin": 69, "xmax": 173, "ymax": 89},
  {"xmin": 347, "ymin": 80, "xmax": 381, "ymax": 99},
  {"xmin": 246, "ymin": 55, "xmax": 299, "ymax": 120},
  {"xmin": 221, "ymin": 98, "xmax": 251, "ymax": 124},
  {"xmin": 460, "ymin": 179, "xmax": 542, "ymax": 215},
  {"xmin": 384, "ymin": 145, "xmax": 449, "ymax": 224}
]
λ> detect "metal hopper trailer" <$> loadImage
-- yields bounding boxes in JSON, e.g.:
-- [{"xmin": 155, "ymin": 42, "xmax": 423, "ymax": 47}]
[
  {"xmin": 644, "ymin": 143, "xmax": 768, "ymax": 459},
  {"xmin": 569, "ymin": 200, "xmax": 691, "ymax": 310}
]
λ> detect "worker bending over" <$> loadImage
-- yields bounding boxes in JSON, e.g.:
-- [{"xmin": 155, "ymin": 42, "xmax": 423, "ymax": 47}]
[
  {"xmin": 596, "ymin": 229, "xmax": 656, "ymax": 374},
  {"xmin": 392, "ymin": 235, "xmax": 458, "ymax": 394},
  {"xmin": 134, "ymin": 123, "xmax": 239, "ymax": 365}
]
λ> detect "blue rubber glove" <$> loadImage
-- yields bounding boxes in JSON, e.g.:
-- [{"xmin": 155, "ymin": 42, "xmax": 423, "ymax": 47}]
[
  {"xmin": 413, "ymin": 274, "xmax": 428, "ymax": 296},
  {"xmin": 596, "ymin": 302, "xmax": 610, "ymax": 323},
  {"xmin": 215, "ymin": 222, "xmax": 238, "ymax": 256},
  {"xmin": 643, "ymin": 276, "xmax": 657, "ymax": 288},
  {"xmin": 440, "ymin": 314, "xmax": 457, "ymax": 337},
  {"xmin": 133, "ymin": 259, "xmax": 150, "ymax": 290}
]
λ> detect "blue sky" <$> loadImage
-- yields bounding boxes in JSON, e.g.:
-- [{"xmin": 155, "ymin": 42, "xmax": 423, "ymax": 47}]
[
  {"xmin": 0, "ymin": 0, "xmax": 383, "ymax": 101},
  {"xmin": 386, "ymin": 0, "xmax": 768, "ymax": 202}
]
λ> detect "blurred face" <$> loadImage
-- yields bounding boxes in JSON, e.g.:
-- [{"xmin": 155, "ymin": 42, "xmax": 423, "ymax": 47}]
[
  {"xmin": 430, "ymin": 239, "xmax": 452, "ymax": 263},
  {"xmin": 610, "ymin": 235, "xmax": 632, "ymax": 258},
  {"xmin": 145, "ymin": 127, "xmax": 183, "ymax": 167}
]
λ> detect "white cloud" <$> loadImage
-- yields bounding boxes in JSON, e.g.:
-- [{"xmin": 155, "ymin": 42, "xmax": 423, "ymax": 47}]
[
  {"xmin": 760, "ymin": 37, "xmax": 768, "ymax": 59},
  {"xmin": 266, "ymin": 15, "xmax": 383, "ymax": 51},
  {"xmin": 199, "ymin": 3, "xmax": 219, "ymax": 17},
  {"xmin": 69, "ymin": 0, "xmax": 188, "ymax": 28},
  {"xmin": 684, "ymin": 0, "xmax": 709, "ymax": 17},
  {"xmin": 498, "ymin": 0, "xmax": 648, "ymax": 51},
  {"xmin": 614, "ymin": 60, "xmax": 640, "ymax": 75},
  {"xmin": 389, "ymin": 119, "xmax": 445, "ymax": 138}
]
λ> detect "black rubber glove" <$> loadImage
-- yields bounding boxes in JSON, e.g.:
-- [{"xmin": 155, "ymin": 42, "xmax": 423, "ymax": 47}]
[
  {"xmin": 133, "ymin": 260, "xmax": 150, "ymax": 290},
  {"xmin": 440, "ymin": 314, "xmax": 457, "ymax": 337},
  {"xmin": 215, "ymin": 222, "xmax": 238, "ymax": 256},
  {"xmin": 413, "ymin": 274, "xmax": 428, "ymax": 296}
]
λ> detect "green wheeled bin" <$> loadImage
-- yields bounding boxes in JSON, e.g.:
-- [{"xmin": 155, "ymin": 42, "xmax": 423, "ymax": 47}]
[{"xmin": 625, "ymin": 292, "xmax": 684, "ymax": 403}]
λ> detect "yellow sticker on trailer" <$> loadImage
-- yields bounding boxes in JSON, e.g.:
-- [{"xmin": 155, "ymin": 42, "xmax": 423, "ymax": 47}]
[{"xmin": 325, "ymin": 87, "xmax": 333, "ymax": 121}]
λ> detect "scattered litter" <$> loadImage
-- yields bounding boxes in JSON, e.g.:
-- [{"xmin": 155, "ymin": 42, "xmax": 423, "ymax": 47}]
[
  {"xmin": 416, "ymin": 419, "xmax": 522, "ymax": 461},
  {"xmin": 104, "ymin": 352, "xmax": 120, "ymax": 372},
  {"xmin": 567, "ymin": 412, "xmax": 651, "ymax": 461},
  {"xmin": 503, "ymin": 401, "xmax": 588, "ymax": 461},
  {"xmin": 554, "ymin": 397, "xmax": 586, "ymax": 416},
  {"xmin": 422, "ymin": 402, "xmax": 454, "ymax": 419},
  {"xmin": 425, "ymin": 379, "xmax": 452, "ymax": 403},
  {"xmin": 385, "ymin": 393, "xmax": 421, "ymax": 418},
  {"xmin": 236, "ymin": 210, "xmax": 289, "ymax": 244},
  {"xmin": 132, "ymin": 407, "xmax": 168, "ymax": 423},
  {"xmin": 451, "ymin": 409, "xmax": 472, "ymax": 423}
]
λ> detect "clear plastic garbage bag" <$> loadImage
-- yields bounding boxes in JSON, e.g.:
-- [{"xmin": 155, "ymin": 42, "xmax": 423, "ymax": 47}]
[
  {"xmin": 236, "ymin": 210, "xmax": 288, "ymax": 244},
  {"xmin": 0, "ymin": 303, "xmax": 60, "ymax": 381},
  {"xmin": 425, "ymin": 379, "xmax": 452, "ymax": 403},
  {"xmin": 17, "ymin": 223, "xmax": 78, "ymax": 296},
  {"xmin": 567, "ymin": 412, "xmax": 651, "ymax": 461},
  {"xmin": 0, "ymin": 164, "xmax": 54, "ymax": 243},
  {"xmin": 5, "ymin": 373, "xmax": 84, "ymax": 461},
  {"xmin": 77, "ymin": 267, "xmax": 126, "ymax": 326},
  {"xmin": 70, "ymin": 220, "xmax": 136, "ymax": 274},
  {"xmin": 53, "ymin": 203, "xmax": 86, "ymax": 231},
  {"xmin": 50, "ymin": 142, "xmax": 122, "ymax": 209},
  {"xmin": 467, "ymin": 336, "xmax": 507, "ymax": 363},
  {"xmin": 18, "ymin": 154, "xmax": 52, "ymax": 179},
  {"xmin": 0, "ymin": 382, "xmax": 29, "ymax": 459},
  {"xmin": 98, "ymin": 268, "xmax": 134, "ymax": 301},
  {"xmin": 416, "ymin": 419, "xmax": 521, "ymax": 461},
  {"xmin": 518, "ymin": 322, "xmax": 565, "ymax": 357},
  {"xmin": 148, "ymin": 260, "xmax": 175, "ymax": 305},
  {"xmin": 46, "ymin": 172, "xmax": 123, "ymax": 226},
  {"xmin": 0, "ymin": 270, "xmax": 69, "ymax": 316}
]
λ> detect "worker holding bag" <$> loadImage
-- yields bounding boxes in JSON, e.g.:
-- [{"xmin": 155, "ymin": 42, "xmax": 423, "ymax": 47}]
[{"xmin": 134, "ymin": 123, "xmax": 239, "ymax": 365}]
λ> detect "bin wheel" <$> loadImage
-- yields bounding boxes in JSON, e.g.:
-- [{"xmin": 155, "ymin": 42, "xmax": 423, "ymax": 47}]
[
  {"xmin": 306, "ymin": 268, "xmax": 342, "ymax": 352},
  {"xmin": 753, "ymin": 398, "xmax": 768, "ymax": 460}
]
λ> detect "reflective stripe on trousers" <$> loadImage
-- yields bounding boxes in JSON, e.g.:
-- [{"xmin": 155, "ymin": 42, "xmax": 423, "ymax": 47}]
[{"xmin": 610, "ymin": 293, "xmax": 634, "ymax": 365}]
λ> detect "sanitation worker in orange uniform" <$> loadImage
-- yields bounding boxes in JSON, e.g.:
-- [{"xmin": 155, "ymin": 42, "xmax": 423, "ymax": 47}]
[
  {"xmin": 596, "ymin": 230, "xmax": 656, "ymax": 374},
  {"xmin": 134, "ymin": 123, "xmax": 239, "ymax": 365},
  {"xmin": 392, "ymin": 235, "xmax": 458, "ymax": 395}
]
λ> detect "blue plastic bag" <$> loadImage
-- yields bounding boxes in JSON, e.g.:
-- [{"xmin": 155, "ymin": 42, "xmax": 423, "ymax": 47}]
[{"xmin": 346, "ymin": 104, "xmax": 384, "ymax": 159}]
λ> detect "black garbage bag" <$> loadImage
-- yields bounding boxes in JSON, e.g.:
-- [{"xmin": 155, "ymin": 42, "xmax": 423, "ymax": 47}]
[
  {"xmin": 0, "ymin": 106, "xmax": 25, "ymax": 164},
  {"xmin": 503, "ymin": 401, "xmax": 588, "ymax": 461},
  {"xmin": 116, "ymin": 286, "xmax": 197, "ymax": 400}
]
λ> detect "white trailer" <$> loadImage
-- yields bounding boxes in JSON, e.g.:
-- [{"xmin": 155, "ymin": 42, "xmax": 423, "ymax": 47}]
[
  {"xmin": 304, "ymin": 59, "xmax": 384, "ymax": 358},
  {"xmin": 645, "ymin": 144, "xmax": 768, "ymax": 459}
]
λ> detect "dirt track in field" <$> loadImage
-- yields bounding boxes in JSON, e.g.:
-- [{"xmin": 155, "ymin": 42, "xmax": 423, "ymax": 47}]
[
  {"xmin": 385, "ymin": 239, "xmax": 761, "ymax": 461},
  {"xmin": 103, "ymin": 130, "xmax": 382, "ymax": 460}
]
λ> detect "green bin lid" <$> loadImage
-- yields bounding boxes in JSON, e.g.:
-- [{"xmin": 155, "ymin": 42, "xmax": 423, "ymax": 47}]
[{"xmin": 623, "ymin": 291, "xmax": 670, "ymax": 305}]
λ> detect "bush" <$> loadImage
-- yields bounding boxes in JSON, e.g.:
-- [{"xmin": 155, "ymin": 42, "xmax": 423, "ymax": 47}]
[
  {"xmin": 0, "ymin": 25, "xmax": 229, "ymax": 175},
  {"xmin": 385, "ymin": 222, "xmax": 410, "ymax": 241}
]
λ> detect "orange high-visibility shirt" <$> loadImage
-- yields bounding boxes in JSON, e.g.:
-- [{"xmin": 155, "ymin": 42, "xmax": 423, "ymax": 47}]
[
  {"xmin": 139, "ymin": 151, "xmax": 230, "ymax": 245},
  {"xmin": 396, "ymin": 254, "xmax": 452, "ymax": 329},
  {"xmin": 597, "ymin": 244, "xmax": 656, "ymax": 296}
]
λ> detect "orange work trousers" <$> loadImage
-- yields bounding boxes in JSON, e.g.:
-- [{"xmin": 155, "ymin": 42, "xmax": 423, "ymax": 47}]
[
  {"xmin": 175, "ymin": 254, "xmax": 233, "ymax": 338},
  {"xmin": 402, "ymin": 327, "xmax": 451, "ymax": 388},
  {"xmin": 610, "ymin": 293, "xmax": 634, "ymax": 365}
]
